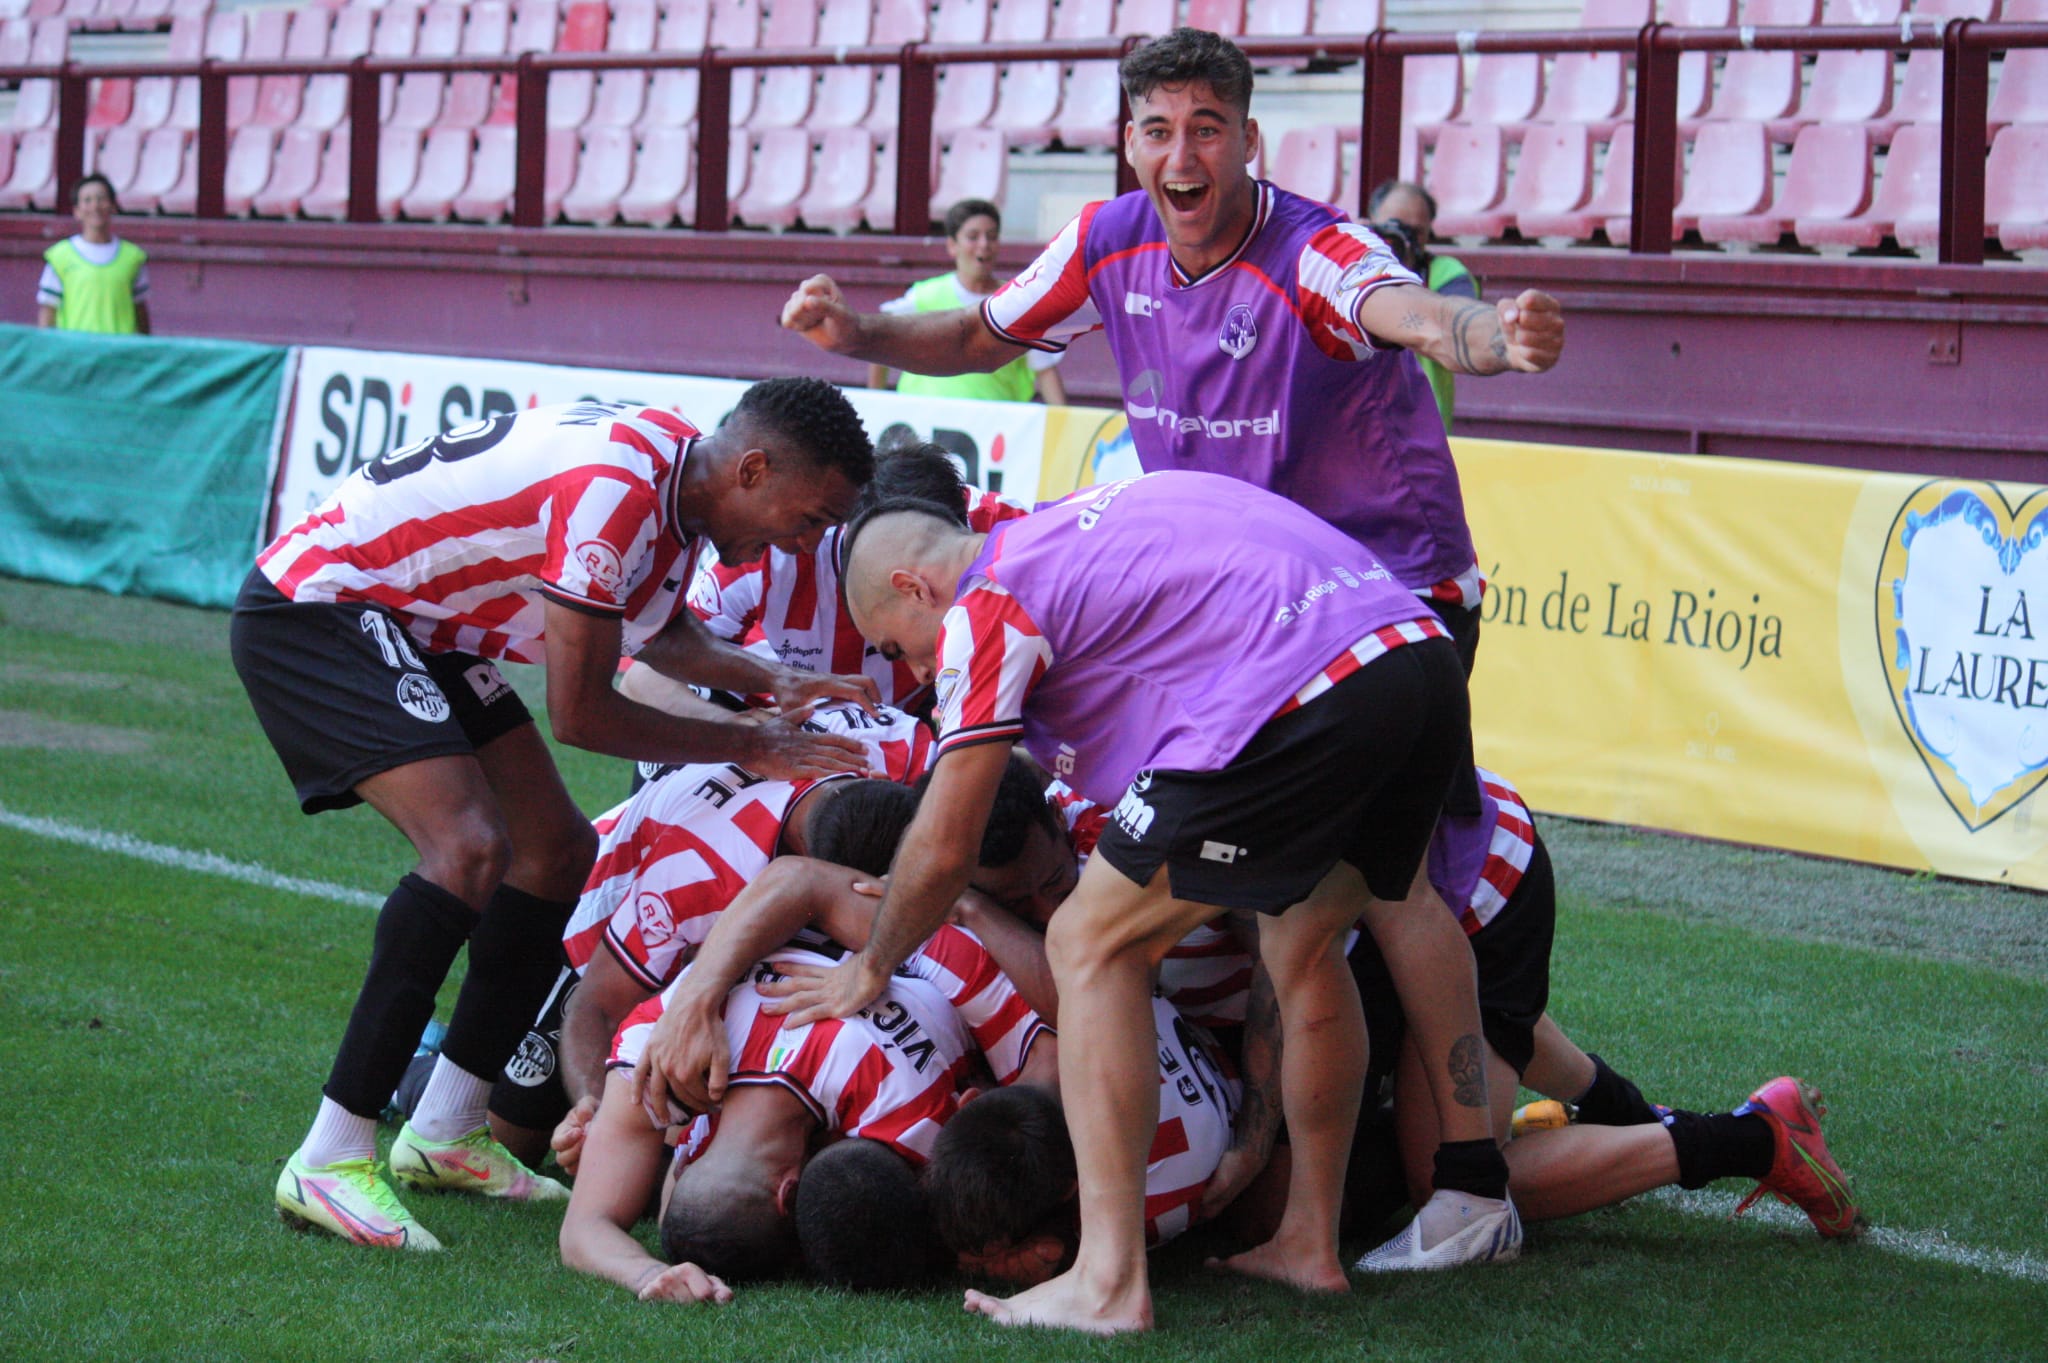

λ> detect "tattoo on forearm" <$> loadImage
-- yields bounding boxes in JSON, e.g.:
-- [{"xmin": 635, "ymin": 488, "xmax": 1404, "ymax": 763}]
[
  {"xmin": 1449, "ymin": 1033, "xmax": 1487, "ymax": 1108},
  {"xmin": 1444, "ymin": 299, "xmax": 1504, "ymax": 376}
]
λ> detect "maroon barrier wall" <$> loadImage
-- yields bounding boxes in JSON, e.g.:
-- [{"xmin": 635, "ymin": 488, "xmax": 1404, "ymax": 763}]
[{"xmin": 4, "ymin": 217, "xmax": 2043, "ymax": 482}]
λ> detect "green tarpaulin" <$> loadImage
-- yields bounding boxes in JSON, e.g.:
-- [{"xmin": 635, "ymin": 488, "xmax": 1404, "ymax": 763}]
[{"xmin": 0, "ymin": 324, "xmax": 287, "ymax": 608}]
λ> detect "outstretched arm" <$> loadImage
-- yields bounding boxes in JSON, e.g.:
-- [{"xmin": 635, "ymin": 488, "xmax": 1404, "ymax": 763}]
[
  {"xmin": 1355, "ymin": 282, "xmax": 1565, "ymax": 376},
  {"xmin": 781, "ymin": 274, "xmax": 1031, "ymax": 377}
]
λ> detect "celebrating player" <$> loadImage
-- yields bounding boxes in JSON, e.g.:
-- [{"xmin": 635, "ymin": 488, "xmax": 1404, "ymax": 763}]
[{"xmin": 234, "ymin": 381, "xmax": 878, "ymax": 1251}]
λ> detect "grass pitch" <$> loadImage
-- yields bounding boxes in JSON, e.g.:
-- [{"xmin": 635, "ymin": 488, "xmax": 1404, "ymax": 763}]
[{"xmin": 1, "ymin": 575, "xmax": 2043, "ymax": 1363}]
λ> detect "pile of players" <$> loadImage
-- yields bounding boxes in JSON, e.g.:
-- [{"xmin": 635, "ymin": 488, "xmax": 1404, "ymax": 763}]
[{"xmin": 230, "ymin": 27, "xmax": 1862, "ymax": 1336}]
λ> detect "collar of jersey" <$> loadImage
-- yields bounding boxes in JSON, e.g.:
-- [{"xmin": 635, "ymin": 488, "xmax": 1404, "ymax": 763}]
[
  {"xmin": 662, "ymin": 436, "xmax": 695, "ymax": 545},
  {"xmin": 1166, "ymin": 182, "xmax": 1272, "ymax": 290}
]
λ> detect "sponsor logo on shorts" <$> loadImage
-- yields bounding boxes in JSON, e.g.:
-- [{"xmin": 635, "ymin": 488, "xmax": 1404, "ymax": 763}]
[
  {"xmin": 464, "ymin": 661, "xmax": 513, "ymax": 704},
  {"xmin": 503, "ymin": 1032, "xmax": 557, "ymax": 1087},
  {"xmin": 573, "ymin": 540, "xmax": 626, "ymax": 597},
  {"xmin": 395, "ymin": 673, "xmax": 451, "ymax": 723},
  {"xmin": 1113, "ymin": 770, "xmax": 1156, "ymax": 841},
  {"xmin": 634, "ymin": 890, "xmax": 675, "ymax": 948},
  {"xmin": 1199, "ymin": 840, "xmax": 1247, "ymax": 864},
  {"xmin": 1219, "ymin": 304, "xmax": 1258, "ymax": 360}
]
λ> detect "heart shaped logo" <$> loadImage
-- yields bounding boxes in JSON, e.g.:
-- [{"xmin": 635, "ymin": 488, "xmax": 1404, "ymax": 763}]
[{"xmin": 1875, "ymin": 481, "xmax": 2048, "ymax": 831}]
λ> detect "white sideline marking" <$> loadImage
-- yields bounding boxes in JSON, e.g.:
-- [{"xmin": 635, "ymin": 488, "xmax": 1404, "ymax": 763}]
[
  {"xmin": 0, "ymin": 805, "xmax": 382, "ymax": 910},
  {"xmin": 1649, "ymin": 1188, "xmax": 2048, "ymax": 1283}
]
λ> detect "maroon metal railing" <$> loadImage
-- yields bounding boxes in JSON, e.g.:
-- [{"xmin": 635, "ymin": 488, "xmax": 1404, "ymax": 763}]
[{"xmin": 3, "ymin": 19, "xmax": 2044, "ymax": 262}]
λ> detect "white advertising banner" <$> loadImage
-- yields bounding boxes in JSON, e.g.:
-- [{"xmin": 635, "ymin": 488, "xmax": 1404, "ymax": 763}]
[{"xmin": 267, "ymin": 346, "xmax": 1050, "ymax": 540}]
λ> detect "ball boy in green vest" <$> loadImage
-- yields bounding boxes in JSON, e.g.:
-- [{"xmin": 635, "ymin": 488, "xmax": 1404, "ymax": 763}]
[{"xmin": 36, "ymin": 173, "xmax": 151, "ymax": 335}]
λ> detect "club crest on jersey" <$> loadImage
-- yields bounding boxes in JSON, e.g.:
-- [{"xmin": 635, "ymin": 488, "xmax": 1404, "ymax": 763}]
[
  {"xmin": 765, "ymin": 1022, "xmax": 812, "ymax": 1073},
  {"xmin": 1219, "ymin": 305, "xmax": 1258, "ymax": 360},
  {"xmin": 934, "ymin": 667, "xmax": 962, "ymax": 708},
  {"xmin": 1876, "ymin": 480, "xmax": 2048, "ymax": 831},
  {"xmin": 634, "ymin": 890, "xmax": 675, "ymax": 948},
  {"xmin": 394, "ymin": 673, "xmax": 450, "ymax": 723},
  {"xmin": 574, "ymin": 540, "xmax": 626, "ymax": 597}
]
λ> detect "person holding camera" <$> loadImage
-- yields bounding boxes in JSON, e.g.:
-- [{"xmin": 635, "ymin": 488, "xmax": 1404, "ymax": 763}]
[{"xmin": 1369, "ymin": 179, "xmax": 1477, "ymax": 434}]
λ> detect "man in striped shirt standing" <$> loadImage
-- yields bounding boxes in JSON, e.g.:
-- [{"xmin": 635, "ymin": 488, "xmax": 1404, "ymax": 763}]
[{"xmin": 232, "ymin": 378, "xmax": 879, "ymax": 1252}]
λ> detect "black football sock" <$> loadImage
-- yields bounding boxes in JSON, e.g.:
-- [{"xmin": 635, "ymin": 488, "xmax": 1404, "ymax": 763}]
[
  {"xmin": 1432, "ymin": 1138, "xmax": 1511, "ymax": 1202},
  {"xmin": 438, "ymin": 883, "xmax": 576, "ymax": 1080},
  {"xmin": 324, "ymin": 874, "xmax": 477, "ymax": 1119},
  {"xmin": 1663, "ymin": 1109, "xmax": 1777, "ymax": 1189},
  {"xmin": 1575, "ymin": 1053, "xmax": 1664, "ymax": 1127}
]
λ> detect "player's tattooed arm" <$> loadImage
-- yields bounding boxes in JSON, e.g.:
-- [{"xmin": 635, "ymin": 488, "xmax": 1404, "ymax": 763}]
[
  {"xmin": 1356, "ymin": 282, "xmax": 1565, "ymax": 376},
  {"xmin": 1200, "ymin": 948, "xmax": 1282, "ymax": 1220}
]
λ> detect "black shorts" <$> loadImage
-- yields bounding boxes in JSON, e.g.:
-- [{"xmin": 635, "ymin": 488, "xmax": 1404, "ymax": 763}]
[
  {"xmin": 1436, "ymin": 599, "xmax": 1480, "ymax": 678},
  {"xmin": 1353, "ymin": 831, "xmax": 1556, "ymax": 1081},
  {"xmin": 489, "ymin": 965, "xmax": 578, "ymax": 1132},
  {"xmin": 1092, "ymin": 636, "xmax": 1469, "ymax": 913},
  {"xmin": 229, "ymin": 568, "xmax": 533, "ymax": 813}
]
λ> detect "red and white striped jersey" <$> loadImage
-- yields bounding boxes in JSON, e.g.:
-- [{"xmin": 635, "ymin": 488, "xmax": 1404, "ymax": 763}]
[
  {"xmin": 1045, "ymin": 778, "xmax": 1106, "ymax": 858},
  {"xmin": 561, "ymin": 701, "xmax": 936, "ymax": 989},
  {"xmin": 1145, "ymin": 993, "xmax": 1237, "ymax": 1246},
  {"xmin": 1429, "ymin": 766, "xmax": 1539, "ymax": 936},
  {"xmin": 258, "ymin": 401, "xmax": 701, "ymax": 665},
  {"xmin": 932, "ymin": 580, "xmax": 1054, "ymax": 761},
  {"xmin": 611, "ymin": 930, "xmax": 1050, "ymax": 1165},
  {"xmin": 1158, "ymin": 919, "xmax": 1254, "ymax": 1031},
  {"xmin": 689, "ymin": 488, "xmax": 1029, "ymax": 709}
]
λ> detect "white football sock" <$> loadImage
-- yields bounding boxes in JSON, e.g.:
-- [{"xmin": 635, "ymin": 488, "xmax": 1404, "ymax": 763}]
[
  {"xmin": 408, "ymin": 1056, "xmax": 494, "ymax": 1143},
  {"xmin": 299, "ymin": 1096, "xmax": 378, "ymax": 1168}
]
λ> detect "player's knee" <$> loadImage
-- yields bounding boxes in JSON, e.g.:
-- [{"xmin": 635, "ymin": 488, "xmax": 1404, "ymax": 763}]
[
  {"xmin": 509, "ymin": 812, "xmax": 597, "ymax": 899},
  {"xmin": 419, "ymin": 811, "xmax": 514, "ymax": 907}
]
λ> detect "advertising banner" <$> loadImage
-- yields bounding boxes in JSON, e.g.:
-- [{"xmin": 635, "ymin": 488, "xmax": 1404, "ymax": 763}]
[
  {"xmin": 1455, "ymin": 439, "xmax": 2048, "ymax": 890},
  {"xmin": 268, "ymin": 347, "xmax": 1048, "ymax": 540}
]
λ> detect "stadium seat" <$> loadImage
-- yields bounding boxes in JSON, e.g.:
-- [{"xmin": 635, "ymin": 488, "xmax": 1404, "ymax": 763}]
[
  {"xmin": 617, "ymin": 123, "xmax": 693, "ymax": 226},
  {"xmin": 252, "ymin": 125, "xmax": 324, "ymax": 216},
  {"xmin": 9, "ymin": 17, "xmax": 65, "ymax": 134},
  {"xmin": 1459, "ymin": 54, "xmax": 1544, "ymax": 141},
  {"xmin": 1246, "ymin": 0, "xmax": 1309, "ymax": 37},
  {"xmin": 375, "ymin": 125, "xmax": 425, "ymax": 217},
  {"xmin": 120, "ymin": 0, "xmax": 170, "ymax": 29},
  {"xmin": 1664, "ymin": 0, "xmax": 1734, "ymax": 123},
  {"xmin": 988, "ymin": 0, "xmax": 1075, "ymax": 145},
  {"xmin": 1699, "ymin": 121, "xmax": 1870, "ymax": 242},
  {"xmin": 709, "ymin": 0, "xmax": 759, "ymax": 47},
  {"xmin": 389, "ymin": 1, "xmax": 461, "ymax": 131},
  {"xmin": 0, "ymin": 18, "xmax": 27, "ymax": 63},
  {"xmin": 547, "ymin": 0, "xmax": 607, "ymax": 130},
  {"xmin": 1497, "ymin": 120, "xmax": 1596, "ymax": 237},
  {"xmin": 300, "ymin": 6, "xmax": 371, "ymax": 132},
  {"xmin": 452, "ymin": 122, "xmax": 513, "ymax": 219},
  {"xmin": 932, "ymin": 0, "xmax": 996, "ymax": 134},
  {"xmin": 560, "ymin": 123, "xmax": 631, "ymax": 223},
  {"xmin": 1529, "ymin": 53, "xmax": 1631, "ymax": 140},
  {"xmin": 1684, "ymin": 0, "xmax": 1812, "ymax": 136},
  {"xmin": 859, "ymin": 130, "xmax": 902, "ymax": 227},
  {"xmin": 1989, "ymin": 0, "xmax": 2048, "ymax": 128},
  {"xmin": 1186, "ymin": 0, "xmax": 1244, "ymax": 33},
  {"xmin": 929, "ymin": 127, "xmax": 1006, "ymax": 220},
  {"xmin": 1768, "ymin": 47, "xmax": 1891, "ymax": 144},
  {"xmin": 1797, "ymin": 120, "xmax": 1939, "ymax": 248},
  {"xmin": 1669, "ymin": 118, "xmax": 1772, "ymax": 240},
  {"xmin": 167, "ymin": 10, "xmax": 242, "ymax": 133},
  {"xmin": 219, "ymin": 6, "xmax": 288, "ymax": 130},
  {"xmin": 222, "ymin": 125, "xmax": 277, "ymax": 216},
  {"xmin": 88, "ymin": 125, "xmax": 142, "ymax": 198},
  {"xmin": 250, "ymin": 6, "xmax": 329, "ymax": 130},
  {"xmin": 0, "ymin": 128, "xmax": 53, "ymax": 210},
  {"xmin": 1427, "ymin": 123, "xmax": 1511, "ymax": 238},
  {"xmin": 122, "ymin": 14, "xmax": 192, "ymax": 132},
  {"xmin": 299, "ymin": 124, "xmax": 354, "ymax": 219},
  {"xmin": 808, "ymin": 0, "xmax": 877, "ymax": 129},
  {"xmin": 157, "ymin": 127, "xmax": 201, "ymax": 212},
  {"xmin": 1987, "ymin": 124, "xmax": 2048, "ymax": 253},
  {"xmin": 1518, "ymin": 122, "xmax": 1632, "ymax": 242},
  {"xmin": 1269, "ymin": 125, "xmax": 1342, "ymax": 204},
  {"xmin": 1312, "ymin": 0, "xmax": 1382, "ymax": 32},
  {"xmin": 400, "ymin": 124, "xmax": 473, "ymax": 219},
  {"xmin": 585, "ymin": 0, "xmax": 654, "ymax": 129},
  {"xmin": 366, "ymin": 4, "xmax": 420, "ymax": 127},
  {"xmin": 734, "ymin": 126, "xmax": 810, "ymax": 227},
  {"xmin": 1403, "ymin": 54, "xmax": 1463, "ymax": 147},
  {"xmin": 660, "ymin": 0, "xmax": 710, "ymax": 49},
  {"xmin": 798, "ymin": 124, "xmax": 876, "ymax": 231},
  {"xmin": 1054, "ymin": 0, "xmax": 1171, "ymax": 146},
  {"xmin": 1822, "ymin": 0, "xmax": 1900, "ymax": 17},
  {"xmin": 86, "ymin": 73, "xmax": 136, "ymax": 130},
  {"xmin": 440, "ymin": 0, "xmax": 510, "ymax": 130},
  {"xmin": 749, "ymin": 0, "xmax": 819, "ymax": 130},
  {"xmin": 1582, "ymin": 0, "xmax": 1654, "ymax": 19},
  {"xmin": 0, "ymin": 136, "xmax": 13, "ymax": 200},
  {"xmin": 634, "ymin": 0, "xmax": 702, "ymax": 131},
  {"xmin": 122, "ymin": 126, "xmax": 186, "ymax": 212}
]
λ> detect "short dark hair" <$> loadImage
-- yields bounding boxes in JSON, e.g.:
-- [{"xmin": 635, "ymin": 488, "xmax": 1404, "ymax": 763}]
[
  {"xmin": 852, "ymin": 443, "xmax": 970, "ymax": 526},
  {"xmin": 1120, "ymin": 27, "xmax": 1256, "ymax": 118},
  {"xmin": 795, "ymin": 1139, "xmax": 945, "ymax": 1290},
  {"xmin": 944, "ymin": 198, "xmax": 1001, "ymax": 239},
  {"xmin": 74, "ymin": 173, "xmax": 118, "ymax": 210},
  {"xmin": 924, "ymin": 1085, "xmax": 1075, "ymax": 1255},
  {"xmin": 839, "ymin": 495, "xmax": 966, "ymax": 585},
  {"xmin": 731, "ymin": 376, "xmax": 875, "ymax": 490},
  {"xmin": 805, "ymin": 779, "xmax": 921, "ymax": 877},
  {"xmin": 1368, "ymin": 178, "xmax": 1438, "ymax": 222},
  {"xmin": 959, "ymin": 752, "xmax": 1060, "ymax": 871},
  {"xmin": 659, "ymin": 1175, "xmax": 799, "ymax": 1284}
]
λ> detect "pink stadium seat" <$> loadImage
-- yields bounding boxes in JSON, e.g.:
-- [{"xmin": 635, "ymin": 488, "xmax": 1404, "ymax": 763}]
[
  {"xmin": 1582, "ymin": 0, "xmax": 1654, "ymax": 19},
  {"xmin": 1312, "ymin": 0, "xmax": 1382, "ymax": 32},
  {"xmin": 547, "ymin": 0, "xmax": 606, "ymax": 130},
  {"xmin": 9, "ymin": 17, "xmax": 64, "ymax": 133},
  {"xmin": 1497, "ymin": 120, "xmax": 1595, "ymax": 236},
  {"xmin": 453, "ymin": 122, "xmax": 514, "ymax": 219},
  {"xmin": 808, "ymin": 0, "xmax": 877, "ymax": 128},
  {"xmin": 0, "ymin": 18, "xmax": 27, "ymax": 62},
  {"xmin": 1529, "ymin": 52, "xmax": 1630, "ymax": 139},
  {"xmin": 166, "ymin": 0, "xmax": 206, "ymax": 17},
  {"xmin": 87, "ymin": 125, "xmax": 142, "ymax": 197},
  {"xmin": 166, "ymin": 10, "xmax": 242, "ymax": 132},
  {"xmin": 299, "ymin": 125, "xmax": 354, "ymax": 219},
  {"xmin": 122, "ymin": 126, "xmax": 186, "ymax": 212},
  {"xmin": 1186, "ymin": 0, "xmax": 1245, "ymax": 33},
  {"xmin": 400, "ymin": 124, "xmax": 472, "ymax": 219},
  {"xmin": 388, "ymin": 1, "xmax": 461, "ymax": 131},
  {"xmin": 222, "ymin": 125, "xmax": 277, "ymax": 215},
  {"xmin": 0, "ymin": 127, "xmax": 52, "ymax": 209},
  {"xmin": 440, "ymin": 0, "xmax": 510, "ymax": 130},
  {"xmin": 985, "ymin": 0, "xmax": 1059, "ymax": 143},
  {"xmin": 1054, "ymin": 0, "xmax": 1170, "ymax": 146},
  {"xmin": 1521, "ymin": 123, "xmax": 1638, "ymax": 242},
  {"xmin": 1989, "ymin": 0, "xmax": 2048, "ymax": 128},
  {"xmin": 749, "ymin": 0, "xmax": 819, "ymax": 130},
  {"xmin": 635, "ymin": 0, "xmax": 702, "ymax": 131},
  {"xmin": 249, "ymin": 8, "xmax": 328, "ymax": 130},
  {"xmin": 0, "ymin": 135, "xmax": 13, "ymax": 196},
  {"xmin": 708, "ymin": 0, "xmax": 758, "ymax": 47},
  {"xmin": 221, "ymin": 6, "xmax": 288, "ymax": 129},
  {"xmin": 617, "ymin": 123, "xmax": 693, "ymax": 226},
  {"xmin": 1671, "ymin": 118, "xmax": 1772, "ymax": 239},
  {"xmin": 1459, "ymin": 54, "xmax": 1544, "ymax": 140},
  {"xmin": 122, "ymin": 15, "xmax": 191, "ymax": 131},
  {"xmin": 375, "ymin": 125, "xmax": 425, "ymax": 217},
  {"xmin": 1987, "ymin": 124, "xmax": 2048, "ymax": 252},
  {"xmin": 1427, "ymin": 123, "xmax": 1511, "ymax": 237},
  {"xmin": 1798, "ymin": 120, "xmax": 1939, "ymax": 247},
  {"xmin": 1247, "ymin": 0, "xmax": 1309, "ymax": 35},
  {"xmin": 1768, "ymin": 48, "xmax": 1891, "ymax": 143},
  {"xmin": 1822, "ymin": 0, "xmax": 1900, "ymax": 17},
  {"xmin": 252, "ymin": 125, "xmax": 325, "ymax": 216},
  {"xmin": 1685, "ymin": 0, "xmax": 1812, "ymax": 135},
  {"xmin": 559, "ymin": 124, "xmax": 630, "ymax": 223},
  {"xmin": 1664, "ymin": 0, "xmax": 1734, "ymax": 122},
  {"xmin": 859, "ymin": 130, "xmax": 899, "ymax": 226},
  {"xmin": 88, "ymin": 75, "xmax": 135, "ymax": 130},
  {"xmin": 584, "ymin": 0, "xmax": 654, "ymax": 128},
  {"xmin": 929, "ymin": 126, "xmax": 1006, "ymax": 220},
  {"xmin": 121, "ymin": 0, "xmax": 170, "ymax": 29},
  {"xmin": 1269, "ymin": 124, "xmax": 1341, "ymax": 203},
  {"xmin": 932, "ymin": 0, "xmax": 996, "ymax": 133},
  {"xmin": 300, "ymin": 6, "xmax": 371, "ymax": 132},
  {"xmin": 0, "ymin": 0, "xmax": 26, "ymax": 17},
  {"xmin": 1699, "ymin": 121, "xmax": 1870, "ymax": 241},
  {"xmin": 798, "ymin": 124, "xmax": 876, "ymax": 231},
  {"xmin": 659, "ymin": 0, "xmax": 709, "ymax": 49},
  {"xmin": 365, "ymin": 4, "xmax": 420, "ymax": 127},
  {"xmin": 1403, "ymin": 54, "xmax": 1463, "ymax": 146},
  {"xmin": 158, "ymin": 128, "xmax": 201, "ymax": 211},
  {"xmin": 734, "ymin": 125, "xmax": 810, "ymax": 227}
]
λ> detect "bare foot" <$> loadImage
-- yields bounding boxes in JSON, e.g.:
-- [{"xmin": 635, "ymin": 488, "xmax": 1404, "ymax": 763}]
[
  {"xmin": 1206, "ymin": 1236, "xmax": 1351, "ymax": 1293},
  {"xmin": 962, "ymin": 1267, "xmax": 1153, "ymax": 1335}
]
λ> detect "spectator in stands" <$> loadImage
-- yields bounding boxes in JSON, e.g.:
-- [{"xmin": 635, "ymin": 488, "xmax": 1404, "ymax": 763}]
[
  {"xmin": 1369, "ymin": 179, "xmax": 1476, "ymax": 434},
  {"xmin": 36, "ymin": 174, "xmax": 151, "ymax": 336},
  {"xmin": 866, "ymin": 199, "xmax": 1067, "ymax": 407}
]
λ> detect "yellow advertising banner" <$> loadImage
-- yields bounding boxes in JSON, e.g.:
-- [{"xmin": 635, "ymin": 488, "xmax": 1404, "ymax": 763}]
[{"xmin": 1030, "ymin": 416, "xmax": 2048, "ymax": 890}]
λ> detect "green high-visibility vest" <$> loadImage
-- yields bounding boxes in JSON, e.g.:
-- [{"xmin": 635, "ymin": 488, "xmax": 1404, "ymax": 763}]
[
  {"xmin": 43, "ymin": 237, "xmax": 147, "ymax": 335},
  {"xmin": 894, "ymin": 274, "xmax": 1037, "ymax": 404},
  {"xmin": 1420, "ymin": 254, "xmax": 1475, "ymax": 432}
]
